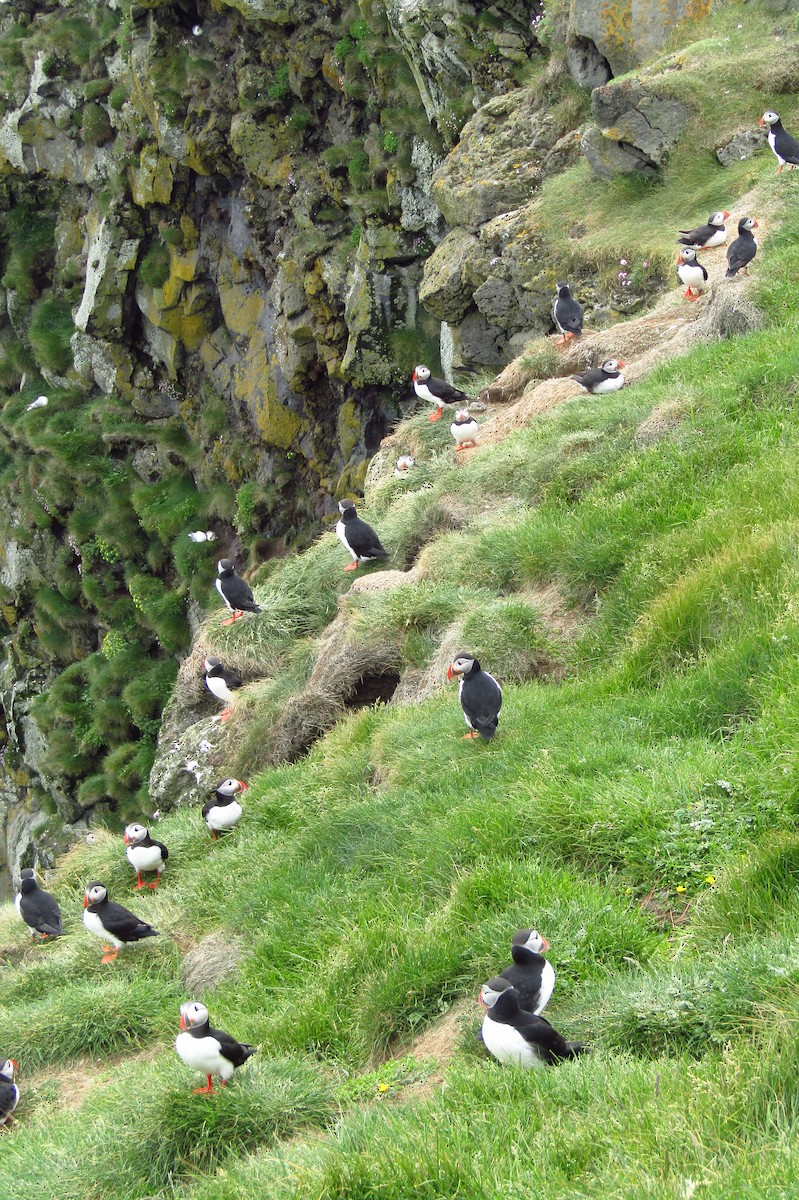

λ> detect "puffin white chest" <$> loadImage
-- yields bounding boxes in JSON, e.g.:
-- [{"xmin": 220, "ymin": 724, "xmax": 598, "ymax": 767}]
[
  {"xmin": 14, "ymin": 894, "xmax": 21, "ymax": 917},
  {"xmin": 414, "ymin": 380, "xmax": 437, "ymax": 404},
  {"xmin": 175, "ymin": 1031, "xmax": 232, "ymax": 1079},
  {"xmin": 703, "ymin": 227, "xmax": 727, "ymax": 248},
  {"xmin": 334, "ymin": 520, "xmax": 352, "ymax": 553},
  {"xmin": 678, "ymin": 262, "xmax": 706, "ymax": 290},
  {"xmin": 768, "ymin": 128, "xmax": 782, "ymax": 162},
  {"xmin": 481, "ymin": 1016, "xmax": 544, "ymax": 1069},
  {"xmin": 215, "ymin": 578, "xmax": 232, "ymax": 610},
  {"xmin": 83, "ymin": 906, "xmax": 123, "ymax": 947},
  {"xmin": 592, "ymin": 373, "xmax": 625, "ymax": 394},
  {"xmin": 206, "ymin": 800, "xmax": 242, "ymax": 831},
  {"xmin": 535, "ymin": 961, "xmax": 557, "ymax": 1014},
  {"xmin": 126, "ymin": 843, "xmax": 163, "ymax": 873},
  {"xmin": 451, "ymin": 419, "xmax": 479, "ymax": 446},
  {"xmin": 206, "ymin": 676, "xmax": 233, "ymax": 704}
]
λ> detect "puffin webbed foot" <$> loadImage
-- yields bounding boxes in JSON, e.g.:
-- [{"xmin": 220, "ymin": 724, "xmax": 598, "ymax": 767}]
[
  {"xmin": 100, "ymin": 947, "xmax": 119, "ymax": 964},
  {"xmin": 343, "ymin": 562, "xmax": 359, "ymax": 572},
  {"xmin": 428, "ymin": 409, "xmax": 443, "ymax": 422},
  {"xmin": 462, "ymin": 731, "xmax": 480, "ymax": 740}
]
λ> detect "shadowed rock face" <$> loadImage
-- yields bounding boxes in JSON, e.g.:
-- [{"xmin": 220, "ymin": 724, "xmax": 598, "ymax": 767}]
[{"xmin": 568, "ymin": 0, "xmax": 711, "ymax": 77}]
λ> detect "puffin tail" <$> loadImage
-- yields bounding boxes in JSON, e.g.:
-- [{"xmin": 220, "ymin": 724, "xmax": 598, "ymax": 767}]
[
  {"xmin": 240, "ymin": 1044, "xmax": 258, "ymax": 1062},
  {"xmin": 564, "ymin": 1041, "xmax": 590, "ymax": 1059}
]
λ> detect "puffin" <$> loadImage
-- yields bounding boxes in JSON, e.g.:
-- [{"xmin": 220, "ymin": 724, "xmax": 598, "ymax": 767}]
[
  {"xmin": 215, "ymin": 559, "xmax": 261, "ymax": 626},
  {"xmin": 676, "ymin": 211, "xmax": 729, "ymax": 249},
  {"xmin": 481, "ymin": 987, "xmax": 587, "ymax": 1069},
  {"xmin": 335, "ymin": 500, "xmax": 389, "ymax": 571},
  {"xmin": 447, "ymin": 654, "xmax": 502, "ymax": 740},
  {"xmin": 412, "ymin": 365, "xmax": 472, "ymax": 422},
  {"xmin": 480, "ymin": 928, "xmax": 556, "ymax": 1016},
  {"xmin": 571, "ymin": 359, "xmax": 625, "ymax": 395},
  {"xmin": 450, "ymin": 409, "xmax": 480, "ymax": 451},
  {"xmin": 25, "ymin": 395, "xmax": 48, "ymax": 412},
  {"xmin": 123, "ymin": 823, "xmax": 169, "ymax": 890},
  {"xmin": 175, "ymin": 1001, "xmax": 258, "ymax": 1094},
  {"xmin": 203, "ymin": 656, "xmax": 243, "ymax": 722},
  {"xmin": 15, "ymin": 868, "xmax": 63, "ymax": 939},
  {"xmin": 188, "ymin": 530, "xmax": 216, "ymax": 543},
  {"xmin": 676, "ymin": 247, "xmax": 708, "ymax": 301},
  {"xmin": 759, "ymin": 110, "xmax": 799, "ymax": 172},
  {"xmin": 394, "ymin": 455, "xmax": 415, "ymax": 477},
  {"xmin": 82, "ymin": 882, "xmax": 159, "ymax": 963},
  {"xmin": 552, "ymin": 282, "xmax": 584, "ymax": 344},
  {"xmin": 0, "ymin": 1060, "xmax": 19, "ymax": 1127},
  {"xmin": 203, "ymin": 778, "xmax": 248, "ymax": 838},
  {"xmin": 726, "ymin": 217, "xmax": 759, "ymax": 277}
]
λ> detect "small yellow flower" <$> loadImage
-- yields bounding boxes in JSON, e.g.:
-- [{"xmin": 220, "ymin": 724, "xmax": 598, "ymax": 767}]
[
  {"xmin": 378, "ymin": 1083, "xmax": 390, "ymax": 1093},
  {"xmin": 704, "ymin": 874, "xmax": 716, "ymax": 885},
  {"xmin": 675, "ymin": 885, "xmax": 687, "ymax": 894},
  {"xmin": 624, "ymin": 887, "xmax": 632, "ymax": 895}
]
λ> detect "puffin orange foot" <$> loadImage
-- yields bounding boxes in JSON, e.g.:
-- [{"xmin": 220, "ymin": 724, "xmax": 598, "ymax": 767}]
[
  {"xmin": 429, "ymin": 409, "xmax": 443, "ymax": 422},
  {"xmin": 343, "ymin": 562, "xmax": 359, "ymax": 572},
  {"xmin": 219, "ymin": 707, "xmax": 233, "ymax": 723},
  {"xmin": 462, "ymin": 731, "xmax": 480, "ymax": 740},
  {"xmin": 688, "ymin": 292, "xmax": 700, "ymax": 302},
  {"xmin": 221, "ymin": 611, "xmax": 243, "ymax": 626},
  {"xmin": 100, "ymin": 949, "xmax": 119, "ymax": 964},
  {"xmin": 132, "ymin": 881, "xmax": 145, "ymax": 891},
  {"xmin": 193, "ymin": 1075, "xmax": 216, "ymax": 1094},
  {"xmin": 211, "ymin": 829, "xmax": 219, "ymax": 840},
  {"xmin": 147, "ymin": 880, "xmax": 160, "ymax": 889}
]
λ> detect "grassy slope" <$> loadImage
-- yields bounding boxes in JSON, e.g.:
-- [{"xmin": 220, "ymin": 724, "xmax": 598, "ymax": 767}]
[{"xmin": 6, "ymin": 6, "xmax": 799, "ymax": 1198}]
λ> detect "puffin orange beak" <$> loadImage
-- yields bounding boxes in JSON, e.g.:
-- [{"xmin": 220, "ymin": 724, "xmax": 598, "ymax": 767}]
[
  {"xmin": 123, "ymin": 834, "xmax": 131, "ymax": 845},
  {"xmin": 83, "ymin": 895, "xmax": 89, "ymax": 908},
  {"xmin": 238, "ymin": 780, "xmax": 249, "ymax": 791},
  {"xmin": 722, "ymin": 211, "xmax": 730, "ymax": 219},
  {"xmin": 758, "ymin": 117, "xmax": 765, "ymax": 127},
  {"xmin": 179, "ymin": 1014, "xmax": 187, "ymax": 1031},
  {"xmin": 477, "ymin": 990, "xmax": 486, "ymax": 1009},
  {"xmin": 539, "ymin": 935, "xmax": 550, "ymax": 952},
  {"xmin": 753, "ymin": 220, "xmax": 759, "ymax": 228},
  {"xmin": 617, "ymin": 362, "xmax": 626, "ymax": 369},
  {"xmin": 446, "ymin": 664, "xmax": 455, "ymax": 681}
]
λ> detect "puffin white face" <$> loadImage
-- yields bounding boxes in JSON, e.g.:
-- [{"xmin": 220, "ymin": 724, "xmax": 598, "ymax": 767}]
[
  {"xmin": 413, "ymin": 365, "xmax": 430, "ymax": 383},
  {"xmin": 678, "ymin": 247, "xmax": 698, "ymax": 263},
  {"xmin": 0, "ymin": 1060, "xmax": 16, "ymax": 1081},
  {"xmin": 601, "ymin": 359, "xmax": 624, "ymax": 373},
  {"xmin": 179, "ymin": 1001, "xmax": 209, "ymax": 1030},
  {"xmin": 217, "ymin": 777, "xmax": 247, "ymax": 796},
  {"xmin": 84, "ymin": 883, "xmax": 107, "ymax": 906},
  {"xmin": 760, "ymin": 110, "xmax": 780, "ymax": 127},
  {"xmin": 338, "ymin": 499, "xmax": 356, "ymax": 515},
  {"xmin": 447, "ymin": 655, "xmax": 476, "ymax": 680},
  {"xmin": 478, "ymin": 983, "xmax": 506, "ymax": 1010},
  {"xmin": 709, "ymin": 211, "xmax": 729, "ymax": 226},
  {"xmin": 454, "ymin": 408, "xmax": 470, "ymax": 422},
  {"xmin": 204, "ymin": 656, "xmax": 221, "ymax": 673},
  {"xmin": 741, "ymin": 217, "xmax": 758, "ymax": 231},
  {"xmin": 124, "ymin": 823, "xmax": 147, "ymax": 846},
  {"xmin": 396, "ymin": 455, "xmax": 415, "ymax": 472},
  {"xmin": 523, "ymin": 929, "xmax": 550, "ymax": 953}
]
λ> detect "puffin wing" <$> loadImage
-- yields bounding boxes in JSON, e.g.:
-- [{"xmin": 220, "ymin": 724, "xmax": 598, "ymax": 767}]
[
  {"xmin": 211, "ymin": 1025, "xmax": 258, "ymax": 1067},
  {"xmin": 154, "ymin": 839, "xmax": 169, "ymax": 862},
  {"xmin": 221, "ymin": 667, "xmax": 244, "ymax": 689},
  {"xmin": 727, "ymin": 237, "xmax": 756, "ymax": 274},
  {"xmin": 429, "ymin": 375, "xmax": 470, "ymax": 403},
  {"xmin": 516, "ymin": 1013, "xmax": 578, "ymax": 1064},
  {"xmin": 676, "ymin": 223, "xmax": 712, "ymax": 245},
  {"xmin": 462, "ymin": 673, "xmax": 502, "ymax": 736},
  {"xmin": 0, "ymin": 1080, "xmax": 18, "ymax": 1119},
  {"xmin": 571, "ymin": 368, "xmax": 603, "ymax": 390},
  {"xmin": 555, "ymin": 297, "xmax": 583, "ymax": 334},
  {"xmin": 99, "ymin": 900, "xmax": 159, "ymax": 941},
  {"xmin": 346, "ymin": 517, "xmax": 388, "ymax": 559},
  {"xmin": 777, "ymin": 128, "xmax": 799, "ymax": 164},
  {"xmin": 223, "ymin": 576, "xmax": 261, "ymax": 612},
  {"xmin": 21, "ymin": 890, "xmax": 63, "ymax": 936}
]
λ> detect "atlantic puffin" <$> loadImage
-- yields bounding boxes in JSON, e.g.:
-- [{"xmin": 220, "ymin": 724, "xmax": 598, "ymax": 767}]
[
  {"xmin": 759, "ymin": 110, "xmax": 799, "ymax": 172},
  {"xmin": 726, "ymin": 217, "xmax": 759, "ymax": 277},
  {"xmin": 123, "ymin": 824, "xmax": 169, "ymax": 890},
  {"xmin": 215, "ymin": 559, "xmax": 261, "ymax": 626},
  {"xmin": 676, "ymin": 247, "xmax": 708, "ymax": 301},
  {"xmin": 552, "ymin": 282, "xmax": 584, "ymax": 344},
  {"xmin": 394, "ymin": 455, "xmax": 415, "ymax": 477},
  {"xmin": 481, "ymin": 987, "xmax": 586, "ymax": 1069},
  {"xmin": 450, "ymin": 409, "xmax": 480, "ymax": 451},
  {"xmin": 571, "ymin": 359, "xmax": 625, "ymax": 395},
  {"xmin": 0, "ymin": 1060, "xmax": 19, "ymax": 1126},
  {"xmin": 447, "ymin": 654, "xmax": 502, "ymax": 740},
  {"xmin": 203, "ymin": 656, "xmax": 243, "ymax": 722},
  {"xmin": 82, "ymin": 882, "xmax": 159, "ymax": 963},
  {"xmin": 412, "ymin": 365, "xmax": 471, "ymax": 422},
  {"xmin": 335, "ymin": 500, "xmax": 388, "ymax": 571},
  {"xmin": 188, "ymin": 530, "xmax": 216, "ymax": 542},
  {"xmin": 479, "ymin": 928, "xmax": 556, "ymax": 1016},
  {"xmin": 15, "ymin": 868, "xmax": 63, "ymax": 939},
  {"xmin": 203, "ymin": 778, "xmax": 247, "ymax": 838},
  {"xmin": 175, "ymin": 1001, "xmax": 257, "ymax": 1094},
  {"xmin": 676, "ymin": 211, "xmax": 730, "ymax": 249}
]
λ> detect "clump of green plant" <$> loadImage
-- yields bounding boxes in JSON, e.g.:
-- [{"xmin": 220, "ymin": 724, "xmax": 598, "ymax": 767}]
[
  {"xmin": 138, "ymin": 241, "xmax": 170, "ymax": 288},
  {"xmin": 27, "ymin": 296, "xmax": 74, "ymax": 374},
  {"xmin": 267, "ymin": 63, "xmax": 291, "ymax": 101}
]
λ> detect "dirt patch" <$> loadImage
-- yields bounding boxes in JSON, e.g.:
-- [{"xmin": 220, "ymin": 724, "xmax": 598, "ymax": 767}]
[
  {"xmin": 634, "ymin": 400, "xmax": 688, "ymax": 446},
  {"xmin": 27, "ymin": 1045, "xmax": 162, "ymax": 1112}
]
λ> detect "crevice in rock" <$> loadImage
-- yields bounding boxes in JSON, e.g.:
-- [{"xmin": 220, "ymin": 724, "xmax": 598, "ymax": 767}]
[{"xmin": 566, "ymin": 37, "xmax": 613, "ymax": 89}]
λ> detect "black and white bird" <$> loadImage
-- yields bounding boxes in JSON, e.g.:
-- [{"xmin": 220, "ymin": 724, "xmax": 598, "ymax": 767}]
[
  {"xmin": 450, "ymin": 409, "xmax": 480, "ymax": 451},
  {"xmin": 25, "ymin": 395, "xmax": 48, "ymax": 412},
  {"xmin": 676, "ymin": 247, "xmax": 708, "ymax": 301},
  {"xmin": 676, "ymin": 211, "xmax": 729, "ymax": 249},
  {"xmin": 0, "ymin": 1060, "xmax": 19, "ymax": 1127},
  {"xmin": 571, "ymin": 358, "xmax": 626, "ymax": 395},
  {"xmin": 15, "ymin": 868, "xmax": 63, "ymax": 939},
  {"xmin": 82, "ymin": 882, "xmax": 159, "ymax": 964},
  {"xmin": 759, "ymin": 110, "xmax": 799, "ymax": 172},
  {"xmin": 123, "ymin": 824, "xmax": 169, "ymax": 890},
  {"xmin": 203, "ymin": 778, "xmax": 247, "ymax": 838},
  {"xmin": 481, "ymin": 987, "xmax": 587, "ymax": 1069},
  {"xmin": 394, "ymin": 455, "xmax": 415, "ymax": 477},
  {"xmin": 412, "ymin": 365, "xmax": 472, "ymax": 423},
  {"xmin": 175, "ymin": 1001, "xmax": 257, "ymax": 1094},
  {"xmin": 552, "ymin": 282, "xmax": 584, "ymax": 344},
  {"xmin": 480, "ymin": 928, "xmax": 556, "ymax": 1016},
  {"xmin": 335, "ymin": 500, "xmax": 388, "ymax": 572},
  {"xmin": 188, "ymin": 530, "xmax": 216, "ymax": 543},
  {"xmin": 726, "ymin": 217, "xmax": 759, "ymax": 277},
  {"xmin": 447, "ymin": 654, "xmax": 502, "ymax": 741},
  {"xmin": 215, "ymin": 559, "xmax": 261, "ymax": 625},
  {"xmin": 203, "ymin": 656, "xmax": 243, "ymax": 722}
]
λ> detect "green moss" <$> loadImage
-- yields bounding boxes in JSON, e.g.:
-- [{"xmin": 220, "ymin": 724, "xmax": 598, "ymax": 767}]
[
  {"xmin": 27, "ymin": 296, "xmax": 74, "ymax": 374},
  {"xmin": 138, "ymin": 242, "xmax": 171, "ymax": 288}
]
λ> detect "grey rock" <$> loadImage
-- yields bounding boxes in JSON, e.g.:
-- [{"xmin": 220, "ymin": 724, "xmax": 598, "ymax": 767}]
[
  {"xmin": 419, "ymin": 228, "xmax": 485, "ymax": 323},
  {"xmin": 566, "ymin": 37, "xmax": 613, "ymax": 89},
  {"xmin": 716, "ymin": 129, "xmax": 765, "ymax": 167},
  {"xmin": 568, "ymin": 0, "xmax": 711, "ymax": 76},
  {"xmin": 591, "ymin": 81, "xmax": 691, "ymax": 166},
  {"xmin": 581, "ymin": 124, "xmax": 659, "ymax": 179}
]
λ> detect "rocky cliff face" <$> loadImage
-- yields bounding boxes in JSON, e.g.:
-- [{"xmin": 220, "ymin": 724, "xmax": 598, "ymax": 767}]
[{"xmin": 0, "ymin": 0, "xmax": 713, "ymax": 885}]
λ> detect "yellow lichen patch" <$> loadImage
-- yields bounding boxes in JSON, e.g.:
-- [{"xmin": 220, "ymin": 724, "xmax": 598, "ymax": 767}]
[
  {"xmin": 128, "ymin": 144, "xmax": 174, "ymax": 207},
  {"xmin": 600, "ymin": 0, "xmax": 633, "ymax": 53}
]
